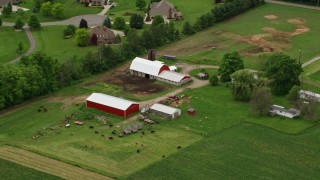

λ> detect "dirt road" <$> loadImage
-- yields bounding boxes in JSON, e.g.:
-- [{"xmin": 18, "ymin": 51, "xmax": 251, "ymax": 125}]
[{"xmin": 0, "ymin": 146, "xmax": 112, "ymax": 180}]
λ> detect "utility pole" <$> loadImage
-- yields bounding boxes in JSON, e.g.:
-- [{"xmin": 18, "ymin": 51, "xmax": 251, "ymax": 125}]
[{"xmin": 298, "ymin": 48, "xmax": 302, "ymax": 64}]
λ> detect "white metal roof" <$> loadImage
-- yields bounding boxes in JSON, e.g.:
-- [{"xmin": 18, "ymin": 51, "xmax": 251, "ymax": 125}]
[
  {"xmin": 299, "ymin": 90, "xmax": 320, "ymax": 98},
  {"xmin": 86, "ymin": 93, "xmax": 138, "ymax": 110},
  {"xmin": 150, "ymin": 103, "xmax": 180, "ymax": 115},
  {"xmin": 157, "ymin": 70, "xmax": 190, "ymax": 82},
  {"xmin": 130, "ymin": 57, "xmax": 167, "ymax": 76}
]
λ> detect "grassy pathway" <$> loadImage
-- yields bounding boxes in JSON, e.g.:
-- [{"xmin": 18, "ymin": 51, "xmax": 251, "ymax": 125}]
[{"xmin": 0, "ymin": 146, "xmax": 112, "ymax": 180}]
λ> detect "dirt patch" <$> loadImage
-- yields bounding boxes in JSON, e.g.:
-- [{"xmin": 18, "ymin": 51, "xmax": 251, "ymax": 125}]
[
  {"xmin": 82, "ymin": 63, "xmax": 170, "ymax": 97},
  {"xmin": 288, "ymin": 18, "xmax": 305, "ymax": 24},
  {"xmin": 265, "ymin": 15, "xmax": 278, "ymax": 20},
  {"xmin": 288, "ymin": 18, "xmax": 309, "ymax": 36}
]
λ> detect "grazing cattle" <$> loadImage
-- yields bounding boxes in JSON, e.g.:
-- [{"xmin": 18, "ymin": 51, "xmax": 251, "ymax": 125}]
[
  {"xmin": 142, "ymin": 131, "xmax": 145, "ymax": 135},
  {"xmin": 162, "ymin": 155, "xmax": 166, "ymax": 158},
  {"xmin": 151, "ymin": 130, "xmax": 155, "ymax": 133},
  {"xmin": 38, "ymin": 109, "xmax": 42, "ymax": 112},
  {"xmin": 112, "ymin": 131, "xmax": 116, "ymax": 135},
  {"xmin": 109, "ymin": 124, "xmax": 114, "ymax": 127},
  {"xmin": 95, "ymin": 131, "xmax": 99, "ymax": 134},
  {"xmin": 101, "ymin": 134, "xmax": 105, "ymax": 137},
  {"xmin": 137, "ymin": 149, "xmax": 140, "ymax": 153},
  {"xmin": 177, "ymin": 146, "xmax": 182, "ymax": 149},
  {"xmin": 109, "ymin": 137, "xmax": 114, "ymax": 140},
  {"xmin": 89, "ymin": 126, "xmax": 94, "ymax": 129}
]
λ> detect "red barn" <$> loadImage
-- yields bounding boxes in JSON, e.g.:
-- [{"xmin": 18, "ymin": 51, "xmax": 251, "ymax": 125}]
[{"xmin": 86, "ymin": 93, "xmax": 139, "ymax": 118}]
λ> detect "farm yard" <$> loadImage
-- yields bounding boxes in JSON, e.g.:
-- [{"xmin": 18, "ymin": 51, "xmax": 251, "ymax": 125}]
[{"xmin": 0, "ymin": 1, "xmax": 320, "ymax": 180}]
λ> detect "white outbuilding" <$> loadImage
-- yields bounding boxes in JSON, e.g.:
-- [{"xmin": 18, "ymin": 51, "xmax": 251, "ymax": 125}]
[
  {"xmin": 269, "ymin": 105, "xmax": 301, "ymax": 119},
  {"xmin": 150, "ymin": 103, "xmax": 181, "ymax": 119},
  {"xmin": 157, "ymin": 70, "xmax": 191, "ymax": 86},
  {"xmin": 299, "ymin": 90, "xmax": 320, "ymax": 102}
]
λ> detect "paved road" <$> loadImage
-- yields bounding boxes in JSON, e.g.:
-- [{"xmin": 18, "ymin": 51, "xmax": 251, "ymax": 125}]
[
  {"xmin": 98, "ymin": 5, "xmax": 111, "ymax": 16},
  {"xmin": 41, "ymin": 14, "xmax": 105, "ymax": 27},
  {"xmin": 8, "ymin": 27, "xmax": 36, "ymax": 64},
  {"xmin": 266, "ymin": 0, "xmax": 320, "ymax": 10}
]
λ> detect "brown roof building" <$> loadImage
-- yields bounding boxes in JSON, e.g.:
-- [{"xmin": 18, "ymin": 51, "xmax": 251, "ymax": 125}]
[
  {"xmin": 149, "ymin": 0, "xmax": 183, "ymax": 20},
  {"xmin": 90, "ymin": 26, "xmax": 116, "ymax": 45},
  {"xmin": 79, "ymin": 0, "xmax": 105, "ymax": 6},
  {"xmin": 0, "ymin": 0, "xmax": 20, "ymax": 7}
]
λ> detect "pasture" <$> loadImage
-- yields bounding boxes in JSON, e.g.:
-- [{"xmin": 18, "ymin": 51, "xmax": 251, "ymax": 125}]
[
  {"xmin": 303, "ymin": 60, "xmax": 320, "ymax": 88},
  {"xmin": 0, "ymin": 158, "xmax": 61, "ymax": 180},
  {"xmin": 32, "ymin": 26, "xmax": 99, "ymax": 62},
  {"xmin": 1, "ymin": 82, "xmax": 318, "ymax": 178},
  {"xmin": 128, "ymin": 123, "xmax": 320, "ymax": 180},
  {"xmin": 0, "ymin": 0, "xmax": 101, "ymax": 22},
  {"xmin": 157, "ymin": 3, "xmax": 320, "ymax": 70},
  {"xmin": 0, "ymin": 27, "xmax": 30, "ymax": 64}
]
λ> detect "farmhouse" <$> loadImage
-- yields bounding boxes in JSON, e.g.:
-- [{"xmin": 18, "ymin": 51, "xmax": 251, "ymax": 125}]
[
  {"xmin": 86, "ymin": 93, "xmax": 139, "ymax": 117},
  {"xmin": 150, "ymin": 103, "xmax": 181, "ymax": 119},
  {"xmin": 90, "ymin": 26, "xmax": 116, "ymax": 45},
  {"xmin": 269, "ymin": 105, "xmax": 301, "ymax": 119},
  {"xmin": 149, "ymin": 0, "xmax": 183, "ymax": 20},
  {"xmin": 0, "ymin": 0, "xmax": 20, "ymax": 7},
  {"xmin": 157, "ymin": 70, "xmax": 191, "ymax": 86},
  {"xmin": 299, "ymin": 90, "xmax": 320, "ymax": 102},
  {"xmin": 130, "ymin": 57, "xmax": 170, "ymax": 79}
]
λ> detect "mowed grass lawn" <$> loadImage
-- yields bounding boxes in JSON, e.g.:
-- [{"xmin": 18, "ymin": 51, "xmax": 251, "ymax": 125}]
[
  {"xmin": 32, "ymin": 26, "xmax": 99, "ymax": 62},
  {"xmin": 128, "ymin": 123, "xmax": 320, "ymax": 180},
  {"xmin": 107, "ymin": 0, "xmax": 214, "ymax": 28},
  {"xmin": 303, "ymin": 60, "xmax": 320, "ymax": 86},
  {"xmin": 0, "ymin": 27, "xmax": 30, "ymax": 64},
  {"xmin": 158, "ymin": 3, "xmax": 320, "ymax": 70},
  {"xmin": 0, "ymin": 0, "xmax": 101, "ymax": 22},
  {"xmin": 0, "ymin": 158, "xmax": 61, "ymax": 180}
]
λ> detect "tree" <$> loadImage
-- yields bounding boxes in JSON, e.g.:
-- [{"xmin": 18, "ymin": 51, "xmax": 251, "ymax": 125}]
[
  {"xmin": 114, "ymin": 17, "xmax": 126, "ymax": 30},
  {"xmin": 16, "ymin": 41, "xmax": 24, "ymax": 54},
  {"xmin": 209, "ymin": 74, "xmax": 219, "ymax": 86},
  {"xmin": 52, "ymin": 3, "xmax": 64, "ymax": 18},
  {"xmin": 34, "ymin": 0, "xmax": 43, "ymax": 12},
  {"xmin": 130, "ymin": 14, "xmax": 144, "ymax": 29},
  {"xmin": 151, "ymin": 15, "xmax": 164, "ymax": 27},
  {"xmin": 7, "ymin": 2, "xmax": 12, "ymax": 13},
  {"xmin": 0, "ymin": 18, "xmax": 2, "ymax": 26},
  {"xmin": 103, "ymin": 16, "xmax": 111, "ymax": 28},
  {"xmin": 17, "ymin": 8, "xmax": 25, "ymax": 18},
  {"xmin": 296, "ymin": 99, "xmax": 319, "ymax": 121},
  {"xmin": 250, "ymin": 87, "xmax": 272, "ymax": 116},
  {"xmin": 40, "ymin": 1, "xmax": 52, "ymax": 16},
  {"xmin": 1, "ymin": 3, "xmax": 12, "ymax": 17},
  {"xmin": 14, "ymin": 18, "xmax": 25, "ymax": 30},
  {"xmin": 287, "ymin": 85, "xmax": 301, "ymax": 102},
  {"xmin": 75, "ymin": 28, "xmax": 90, "ymax": 47},
  {"xmin": 115, "ymin": 34, "xmax": 121, "ymax": 44},
  {"xmin": 136, "ymin": 0, "xmax": 146, "ymax": 10},
  {"xmin": 63, "ymin": 24, "xmax": 76, "ymax": 38},
  {"xmin": 229, "ymin": 70, "xmax": 257, "ymax": 101},
  {"xmin": 90, "ymin": 33, "xmax": 98, "ymax": 45},
  {"xmin": 218, "ymin": 51, "xmax": 244, "ymax": 82},
  {"xmin": 182, "ymin": 21, "xmax": 195, "ymax": 35},
  {"xmin": 264, "ymin": 53, "xmax": 303, "ymax": 95},
  {"xmin": 79, "ymin": 18, "xmax": 88, "ymax": 29},
  {"xmin": 28, "ymin": 15, "xmax": 41, "ymax": 29}
]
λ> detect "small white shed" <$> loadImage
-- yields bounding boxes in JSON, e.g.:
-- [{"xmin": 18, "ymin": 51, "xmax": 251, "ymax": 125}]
[{"xmin": 150, "ymin": 103, "xmax": 181, "ymax": 119}]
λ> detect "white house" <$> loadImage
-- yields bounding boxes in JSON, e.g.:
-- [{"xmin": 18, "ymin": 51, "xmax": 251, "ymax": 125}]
[
  {"xmin": 269, "ymin": 105, "xmax": 301, "ymax": 119},
  {"xmin": 299, "ymin": 90, "xmax": 320, "ymax": 102},
  {"xmin": 150, "ymin": 103, "xmax": 181, "ymax": 119}
]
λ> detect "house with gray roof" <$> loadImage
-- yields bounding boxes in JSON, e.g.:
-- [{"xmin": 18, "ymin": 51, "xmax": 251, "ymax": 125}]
[
  {"xmin": 149, "ymin": 0, "xmax": 183, "ymax": 20},
  {"xmin": 269, "ymin": 105, "xmax": 301, "ymax": 119}
]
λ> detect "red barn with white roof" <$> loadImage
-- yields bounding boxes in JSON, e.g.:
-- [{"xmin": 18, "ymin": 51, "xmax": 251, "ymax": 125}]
[{"xmin": 86, "ymin": 93, "xmax": 139, "ymax": 117}]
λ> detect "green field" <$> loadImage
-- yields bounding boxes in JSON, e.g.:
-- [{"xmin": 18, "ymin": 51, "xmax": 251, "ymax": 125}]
[
  {"xmin": 1, "ymin": 83, "xmax": 318, "ymax": 178},
  {"xmin": 303, "ymin": 60, "xmax": 320, "ymax": 87},
  {"xmin": 32, "ymin": 26, "xmax": 99, "ymax": 62},
  {"xmin": 0, "ymin": 0, "xmax": 101, "ymax": 22},
  {"xmin": 0, "ymin": 27, "xmax": 30, "ymax": 64},
  {"xmin": 128, "ymin": 123, "xmax": 320, "ymax": 180},
  {"xmin": 0, "ymin": 158, "xmax": 61, "ymax": 180},
  {"xmin": 158, "ymin": 3, "xmax": 320, "ymax": 70}
]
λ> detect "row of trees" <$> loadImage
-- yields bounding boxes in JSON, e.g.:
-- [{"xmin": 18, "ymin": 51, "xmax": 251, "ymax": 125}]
[
  {"xmin": 40, "ymin": 2, "xmax": 64, "ymax": 18},
  {"xmin": 182, "ymin": 0, "xmax": 265, "ymax": 35}
]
